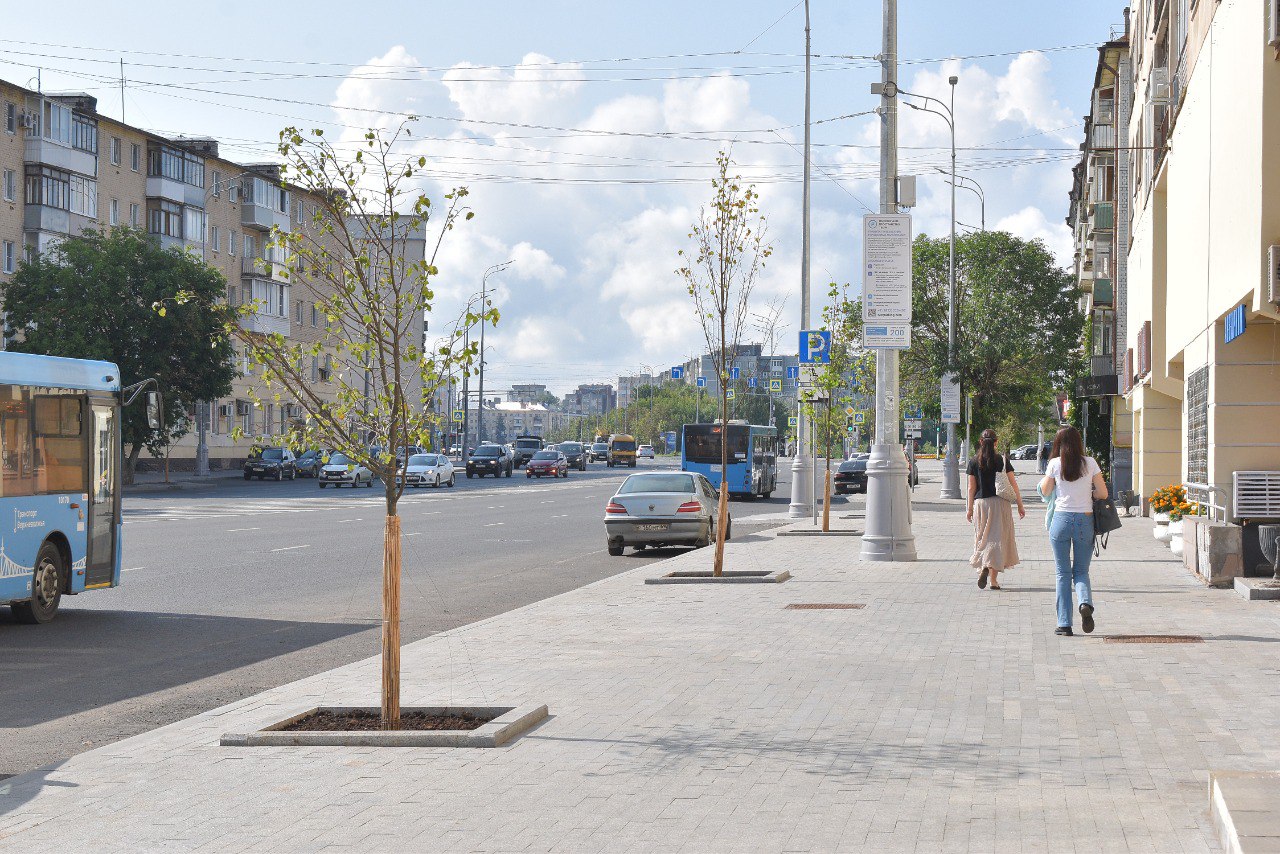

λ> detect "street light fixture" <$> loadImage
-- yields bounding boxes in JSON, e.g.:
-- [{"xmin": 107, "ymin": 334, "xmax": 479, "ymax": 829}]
[
  {"xmin": 901, "ymin": 76, "xmax": 962, "ymax": 500},
  {"xmin": 473, "ymin": 260, "xmax": 512, "ymax": 451},
  {"xmin": 935, "ymin": 167, "xmax": 986, "ymax": 231}
]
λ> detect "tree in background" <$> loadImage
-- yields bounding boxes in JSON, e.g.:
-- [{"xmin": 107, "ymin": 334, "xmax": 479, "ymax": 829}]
[
  {"xmin": 678, "ymin": 151, "xmax": 772, "ymax": 575},
  {"xmin": 902, "ymin": 231, "xmax": 1082, "ymax": 445},
  {"xmin": 3, "ymin": 228, "xmax": 235, "ymax": 483},
  {"xmin": 224, "ymin": 123, "xmax": 491, "ymax": 728}
]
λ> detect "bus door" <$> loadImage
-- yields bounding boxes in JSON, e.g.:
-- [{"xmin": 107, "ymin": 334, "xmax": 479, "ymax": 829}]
[{"xmin": 85, "ymin": 399, "xmax": 118, "ymax": 587}]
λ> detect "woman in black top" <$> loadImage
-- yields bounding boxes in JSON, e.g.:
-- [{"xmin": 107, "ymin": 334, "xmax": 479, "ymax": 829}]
[{"xmin": 966, "ymin": 429, "xmax": 1025, "ymax": 589}]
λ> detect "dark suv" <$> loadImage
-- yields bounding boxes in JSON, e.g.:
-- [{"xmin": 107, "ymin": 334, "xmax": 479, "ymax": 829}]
[
  {"xmin": 558, "ymin": 441, "xmax": 588, "ymax": 471},
  {"xmin": 244, "ymin": 447, "xmax": 297, "ymax": 481},
  {"xmin": 466, "ymin": 444, "xmax": 514, "ymax": 478}
]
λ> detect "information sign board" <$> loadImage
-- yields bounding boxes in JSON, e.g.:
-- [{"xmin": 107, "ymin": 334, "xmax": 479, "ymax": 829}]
[
  {"xmin": 863, "ymin": 324, "xmax": 911, "ymax": 349},
  {"xmin": 670, "ymin": 366, "xmax": 685, "ymax": 379},
  {"xmin": 862, "ymin": 214, "xmax": 913, "ymax": 324},
  {"xmin": 696, "ymin": 376, "xmax": 707, "ymax": 388},
  {"xmin": 940, "ymin": 372, "xmax": 961, "ymax": 424}
]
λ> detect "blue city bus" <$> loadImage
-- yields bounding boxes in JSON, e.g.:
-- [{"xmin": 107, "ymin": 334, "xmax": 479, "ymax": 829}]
[
  {"xmin": 0, "ymin": 352, "xmax": 123, "ymax": 623},
  {"xmin": 681, "ymin": 422, "xmax": 779, "ymax": 499}
]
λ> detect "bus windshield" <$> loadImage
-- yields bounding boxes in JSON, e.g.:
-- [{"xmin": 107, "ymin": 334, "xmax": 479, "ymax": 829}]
[{"xmin": 682, "ymin": 425, "xmax": 747, "ymax": 464}]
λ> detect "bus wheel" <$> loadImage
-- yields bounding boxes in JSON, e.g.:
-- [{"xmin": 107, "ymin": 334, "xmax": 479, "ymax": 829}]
[{"xmin": 14, "ymin": 542, "xmax": 65, "ymax": 624}]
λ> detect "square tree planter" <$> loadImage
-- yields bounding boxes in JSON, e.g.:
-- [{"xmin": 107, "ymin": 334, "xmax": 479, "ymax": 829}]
[
  {"xmin": 220, "ymin": 703, "xmax": 548, "ymax": 748},
  {"xmin": 645, "ymin": 569, "xmax": 790, "ymax": 585}
]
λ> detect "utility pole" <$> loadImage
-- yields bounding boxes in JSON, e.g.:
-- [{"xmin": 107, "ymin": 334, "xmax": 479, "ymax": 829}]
[
  {"xmin": 788, "ymin": 0, "xmax": 814, "ymax": 520},
  {"xmin": 861, "ymin": 0, "xmax": 917, "ymax": 561},
  {"xmin": 940, "ymin": 75, "xmax": 962, "ymax": 500}
]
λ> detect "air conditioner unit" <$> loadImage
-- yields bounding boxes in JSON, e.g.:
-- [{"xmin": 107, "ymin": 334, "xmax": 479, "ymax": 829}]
[
  {"xmin": 285, "ymin": 404, "xmax": 302, "ymax": 418},
  {"xmin": 1149, "ymin": 68, "xmax": 1171, "ymax": 106},
  {"xmin": 19, "ymin": 111, "xmax": 35, "ymax": 130},
  {"xmin": 235, "ymin": 400, "xmax": 251, "ymax": 416},
  {"xmin": 1269, "ymin": 245, "xmax": 1280, "ymax": 306},
  {"xmin": 217, "ymin": 404, "xmax": 234, "ymax": 418}
]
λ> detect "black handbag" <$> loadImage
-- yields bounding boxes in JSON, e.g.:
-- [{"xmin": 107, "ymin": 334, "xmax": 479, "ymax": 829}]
[{"xmin": 1093, "ymin": 496, "xmax": 1123, "ymax": 554}]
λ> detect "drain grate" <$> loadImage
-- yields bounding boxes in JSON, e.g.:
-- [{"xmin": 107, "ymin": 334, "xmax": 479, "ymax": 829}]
[
  {"xmin": 786, "ymin": 603, "xmax": 866, "ymax": 610},
  {"xmin": 1103, "ymin": 634, "xmax": 1203, "ymax": 644}
]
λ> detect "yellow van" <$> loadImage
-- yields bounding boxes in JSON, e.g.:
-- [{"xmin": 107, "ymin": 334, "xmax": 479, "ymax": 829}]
[{"xmin": 608, "ymin": 434, "xmax": 638, "ymax": 468}]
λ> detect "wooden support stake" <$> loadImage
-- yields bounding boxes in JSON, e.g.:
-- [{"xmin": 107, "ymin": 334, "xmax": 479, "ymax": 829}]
[{"xmin": 381, "ymin": 513, "xmax": 402, "ymax": 729}]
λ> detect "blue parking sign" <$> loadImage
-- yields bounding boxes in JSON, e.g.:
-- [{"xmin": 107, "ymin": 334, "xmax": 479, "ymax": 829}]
[
  {"xmin": 670, "ymin": 366, "xmax": 685, "ymax": 379},
  {"xmin": 799, "ymin": 330, "xmax": 832, "ymax": 364},
  {"xmin": 696, "ymin": 376, "xmax": 707, "ymax": 388}
]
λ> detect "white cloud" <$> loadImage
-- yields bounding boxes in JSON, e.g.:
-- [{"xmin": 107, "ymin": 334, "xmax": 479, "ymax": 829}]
[
  {"xmin": 995, "ymin": 206, "xmax": 1073, "ymax": 263},
  {"xmin": 510, "ymin": 242, "xmax": 566, "ymax": 285},
  {"xmin": 442, "ymin": 53, "xmax": 584, "ymax": 126}
]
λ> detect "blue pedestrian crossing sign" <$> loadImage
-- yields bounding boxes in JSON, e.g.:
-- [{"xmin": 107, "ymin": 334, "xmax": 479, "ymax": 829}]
[
  {"xmin": 730, "ymin": 367, "xmax": 740, "ymax": 380},
  {"xmin": 854, "ymin": 412, "xmax": 866, "ymax": 425},
  {"xmin": 799, "ymin": 330, "xmax": 832, "ymax": 364},
  {"xmin": 670, "ymin": 366, "xmax": 685, "ymax": 380},
  {"xmin": 747, "ymin": 376, "xmax": 757, "ymax": 388},
  {"xmin": 726, "ymin": 388, "xmax": 736, "ymax": 401},
  {"xmin": 904, "ymin": 406, "xmax": 924, "ymax": 419},
  {"xmin": 788, "ymin": 416, "xmax": 799, "ymax": 427},
  {"xmin": 452, "ymin": 409, "xmax": 464, "ymax": 422},
  {"xmin": 769, "ymin": 378, "xmax": 783, "ymax": 392},
  {"xmin": 696, "ymin": 376, "xmax": 707, "ymax": 388},
  {"xmin": 786, "ymin": 366, "xmax": 800, "ymax": 379}
]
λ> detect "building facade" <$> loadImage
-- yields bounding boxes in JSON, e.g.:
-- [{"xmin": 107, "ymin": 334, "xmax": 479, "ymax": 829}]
[
  {"xmin": 563, "ymin": 383, "xmax": 615, "ymax": 416},
  {"xmin": 671, "ymin": 344, "xmax": 800, "ymax": 398},
  {"xmin": 1119, "ymin": 0, "xmax": 1280, "ymax": 515}
]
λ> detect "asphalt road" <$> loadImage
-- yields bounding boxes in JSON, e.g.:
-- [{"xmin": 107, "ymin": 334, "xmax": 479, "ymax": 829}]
[{"xmin": 1, "ymin": 456, "xmax": 802, "ymax": 778}]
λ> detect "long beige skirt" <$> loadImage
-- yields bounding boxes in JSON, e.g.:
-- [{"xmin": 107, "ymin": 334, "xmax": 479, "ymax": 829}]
[{"xmin": 970, "ymin": 496, "xmax": 1020, "ymax": 573}]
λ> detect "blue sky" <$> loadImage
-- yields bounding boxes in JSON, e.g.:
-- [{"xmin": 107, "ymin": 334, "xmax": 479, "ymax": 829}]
[{"xmin": 7, "ymin": 1, "xmax": 1127, "ymax": 394}]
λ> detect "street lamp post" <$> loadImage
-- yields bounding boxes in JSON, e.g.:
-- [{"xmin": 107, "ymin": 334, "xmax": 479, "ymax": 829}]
[
  {"xmin": 788, "ymin": 0, "xmax": 814, "ymax": 520},
  {"xmin": 902, "ymin": 77, "xmax": 962, "ymax": 500},
  {"xmin": 937, "ymin": 168, "xmax": 986, "ymax": 232},
  {"xmin": 474, "ymin": 261, "xmax": 512, "ymax": 448}
]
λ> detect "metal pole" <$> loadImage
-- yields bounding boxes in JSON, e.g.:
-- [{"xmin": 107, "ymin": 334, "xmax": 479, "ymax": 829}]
[
  {"xmin": 788, "ymin": 0, "xmax": 814, "ymax": 519},
  {"xmin": 861, "ymin": 0, "xmax": 917, "ymax": 561},
  {"xmin": 461, "ymin": 327, "xmax": 470, "ymax": 466},
  {"xmin": 940, "ymin": 76, "xmax": 961, "ymax": 500}
]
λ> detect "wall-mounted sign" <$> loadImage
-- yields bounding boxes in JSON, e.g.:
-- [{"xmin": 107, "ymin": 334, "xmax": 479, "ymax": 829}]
[{"xmin": 1225, "ymin": 304, "xmax": 1247, "ymax": 344}]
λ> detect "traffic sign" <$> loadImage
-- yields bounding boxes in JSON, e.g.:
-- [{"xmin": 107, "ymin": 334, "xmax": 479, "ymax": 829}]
[
  {"xmin": 904, "ymin": 429, "xmax": 922, "ymax": 439},
  {"xmin": 844, "ymin": 405, "xmax": 856, "ymax": 417},
  {"xmin": 799, "ymin": 330, "xmax": 832, "ymax": 364},
  {"xmin": 854, "ymin": 412, "xmax": 866, "ymax": 425},
  {"xmin": 768, "ymin": 378, "xmax": 783, "ymax": 392},
  {"xmin": 747, "ymin": 376, "xmax": 757, "ymax": 388},
  {"xmin": 941, "ymin": 372, "xmax": 961, "ymax": 423},
  {"xmin": 670, "ymin": 366, "xmax": 685, "ymax": 380},
  {"xmin": 730, "ymin": 366, "xmax": 741, "ymax": 380},
  {"xmin": 696, "ymin": 376, "xmax": 707, "ymax": 388},
  {"xmin": 726, "ymin": 388, "xmax": 736, "ymax": 401},
  {"xmin": 904, "ymin": 418, "xmax": 923, "ymax": 431},
  {"xmin": 786, "ymin": 365, "xmax": 800, "ymax": 379},
  {"xmin": 863, "ymin": 323, "xmax": 911, "ymax": 349},
  {"xmin": 788, "ymin": 416, "xmax": 799, "ymax": 427},
  {"xmin": 904, "ymin": 406, "xmax": 924, "ymax": 419},
  {"xmin": 799, "ymin": 364, "xmax": 821, "ymax": 386},
  {"xmin": 452, "ymin": 409, "xmax": 464, "ymax": 422}
]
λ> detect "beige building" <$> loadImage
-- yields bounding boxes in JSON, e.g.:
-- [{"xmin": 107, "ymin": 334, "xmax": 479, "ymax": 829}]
[
  {"xmin": 1120, "ymin": 0, "xmax": 1280, "ymax": 518},
  {"xmin": 0, "ymin": 78, "xmax": 355, "ymax": 471}
]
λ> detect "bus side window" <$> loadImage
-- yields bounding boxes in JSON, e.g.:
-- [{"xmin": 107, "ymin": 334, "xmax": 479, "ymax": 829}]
[{"xmin": 33, "ymin": 394, "xmax": 88, "ymax": 494}]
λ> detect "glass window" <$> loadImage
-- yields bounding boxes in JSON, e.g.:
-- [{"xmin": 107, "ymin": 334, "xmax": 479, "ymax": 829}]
[
  {"xmin": 229, "ymin": 230, "xmax": 236, "ymax": 256},
  {"xmin": 211, "ymin": 170, "xmax": 222, "ymax": 197},
  {"xmin": 69, "ymin": 175, "xmax": 97, "ymax": 218},
  {"xmin": 110, "ymin": 137, "xmax": 121, "ymax": 165},
  {"xmin": 210, "ymin": 225, "xmax": 220, "ymax": 252},
  {"xmin": 71, "ymin": 114, "xmax": 97, "ymax": 154},
  {"xmin": 147, "ymin": 200, "xmax": 182, "ymax": 238},
  {"xmin": 25, "ymin": 166, "xmax": 70, "ymax": 209},
  {"xmin": 311, "ymin": 305, "xmax": 318, "ymax": 327},
  {"xmin": 617, "ymin": 473, "xmax": 696, "ymax": 494},
  {"xmin": 244, "ymin": 234, "xmax": 254, "ymax": 258},
  {"xmin": 2, "ymin": 241, "xmax": 14, "ymax": 274},
  {"xmin": 129, "ymin": 203, "xmax": 139, "ymax": 226},
  {"xmin": 109, "ymin": 198, "xmax": 119, "ymax": 226},
  {"xmin": 183, "ymin": 207, "xmax": 205, "ymax": 243},
  {"xmin": 28, "ymin": 98, "xmax": 72, "ymax": 145},
  {"xmin": 2, "ymin": 169, "xmax": 13, "ymax": 202},
  {"xmin": 0, "ymin": 388, "xmax": 87, "ymax": 497},
  {"xmin": 130, "ymin": 143, "xmax": 140, "ymax": 172},
  {"xmin": 4, "ymin": 102, "xmax": 14, "ymax": 134}
]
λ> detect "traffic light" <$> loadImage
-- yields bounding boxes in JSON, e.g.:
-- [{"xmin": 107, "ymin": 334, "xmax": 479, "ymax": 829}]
[{"xmin": 846, "ymin": 417, "xmax": 855, "ymax": 432}]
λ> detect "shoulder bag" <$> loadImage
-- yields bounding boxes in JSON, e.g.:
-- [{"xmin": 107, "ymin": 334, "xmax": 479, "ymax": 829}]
[
  {"xmin": 1093, "ymin": 495, "xmax": 1123, "ymax": 554},
  {"xmin": 993, "ymin": 456, "xmax": 1017, "ymax": 503}
]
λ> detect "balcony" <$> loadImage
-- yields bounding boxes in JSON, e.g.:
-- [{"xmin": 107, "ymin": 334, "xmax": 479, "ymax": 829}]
[
  {"xmin": 25, "ymin": 137, "xmax": 97, "ymax": 178},
  {"xmin": 146, "ymin": 176, "xmax": 206, "ymax": 208},
  {"xmin": 23, "ymin": 204, "xmax": 70, "ymax": 235},
  {"xmin": 238, "ymin": 310, "xmax": 290, "ymax": 337},
  {"xmin": 1093, "ymin": 278, "xmax": 1114, "ymax": 306},
  {"xmin": 1090, "ymin": 203, "xmax": 1115, "ymax": 233},
  {"xmin": 241, "ymin": 200, "xmax": 290, "ymax": 233},
  {"xmin": 242, "ymin": 255, "xmax": 289, "ymax": 282}
]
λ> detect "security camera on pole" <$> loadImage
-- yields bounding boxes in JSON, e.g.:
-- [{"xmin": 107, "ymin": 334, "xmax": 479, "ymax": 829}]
[{"xmin": 860, "ymin": 0, "xmax": 917, "ymax": 562}]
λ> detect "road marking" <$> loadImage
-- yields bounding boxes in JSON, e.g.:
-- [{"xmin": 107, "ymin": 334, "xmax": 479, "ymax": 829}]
[
  {"xmin": 483, "ymin": 522, "xmax": 504, "ymax": 527},
  {"xmin": 122, "ymin": 566, "xmax": 145, "ymax": 572},
  {"xmin": 337, "ymin": 518, "xmax": 362, "ymax": 523},
  {"xmin": 552, "ymin": 514, "xmax": 569, "ymax": 518},
  {"xmin": 554, "ymin": 548, "xmax": 606, "ymax": 565},
  {"xmin": 226, "ymin": 527, "xmax": 259, "ymax": 532},
  {"xmin": 270, "ymin": 545, "xmax": 311, "ymax": 552},
  {"xmin": 404, "ymin": 532, "xmax": 422, "ymax": 537}
]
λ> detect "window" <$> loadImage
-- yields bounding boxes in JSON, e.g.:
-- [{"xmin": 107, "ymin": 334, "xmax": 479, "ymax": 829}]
[
  {"xmin": 244, "ymin": 234, "xmax": 254, "ymax": 258},
  {"xmin": 110, "ymin": 136, "xmax": 121, "ymax": 165},
  {"xmin": 311, "ymin": 305, "xmax": 318, "ymax": 327},
  {"xmin": 25, "ymin": 166, "xmax": 70, "ymax": 209},
  {"xmin": 210, "ymin": 225, "xmax": 220, "ymax": 252},
  {"xmin": 129, "ymin": 203, "xmax": 139, "ymax": 226},
  {"xmin": 69, "ymin": 175, "xmax": 97, "ymax": 218},
  {"xmin": 130, "ymin": 143, "xmax": 140, "ymax": 172},
  {"xmin": 277, "ymin": 187, "xmax": 288, "ymax": 213},
  {"xmin": 277, "ymin": 284, "xmax": 286, "ymax": 318},
  {"xmin": 2, "ymin": 169, "xmax": 13, "ymax": 202},
  {"xmin": 1186, "ymin": 366, "xmax": 1209, "ymax": 485},
  {"xmin": 229, "ymin": 230, "xmax": 236, "ymax": 256},
  {"xmin": 294, "ymin": 300, "xmax": 303, "ymax": 323},
  {"xmin": 110, "ymin": 198, "xmax": 119, "ymax": 226},
  {"xmin": 0, "ymin": 388, "xmax": 88, "ymax": 497},
  {"xmin": 319, "ymin": 355, "xmax": 332, "ymax": 382},
  {"xmin": 147, "ymin": 199, "xmax": 182, "ymax": 238},
  {"xmin": 184, "ymin": 207, "xmax": 206, "ymax": 243},
  {"xmin": 3, "ymin": 102, "xmax": 14, "ymax": 134},
  {"xmin": 227, "ymin": 285, "xmax": 237, "ymax": 306},
  {"xmin": 2, "ymin": 241, "xmax": 14, "ymax": 274},
  {"xmin": 27, "ymin": 97, "xmax": 72, "ymax": 145},
  {"xmin": 293, "ymin": 199, "xmax": 303, "ymax": 221},
  {"xmin": 71, "ymin": 114, "xmax": 97, "ymax": 154},
  {"xmin": 211, "ymin": 170, "xmax": 221, "ymax": 197}
]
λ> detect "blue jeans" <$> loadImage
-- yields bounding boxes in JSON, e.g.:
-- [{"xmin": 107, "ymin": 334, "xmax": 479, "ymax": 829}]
[{"xmin": 1049, "ymin": 511, "xmax": 1094, "ymax": 628}]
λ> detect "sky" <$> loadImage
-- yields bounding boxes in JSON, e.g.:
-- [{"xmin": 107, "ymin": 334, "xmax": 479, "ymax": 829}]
[{"xmin": 6, "ymin": 0, "xmax": 1127, "ymax": 396}]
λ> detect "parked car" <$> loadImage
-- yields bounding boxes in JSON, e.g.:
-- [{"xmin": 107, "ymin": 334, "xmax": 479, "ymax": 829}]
[
  {"xmin": 244, "ymin": 447, "xmax": 297, "ymax": 481},
  {"xmin": 637, "ymin": 444, "xmax": 655, "ymax": 459},
  {"xmin": 448, "ymin": 444, "xmax": 462, "ymax": 457},
  {"xmin": 604, "ymin": 471, "xmax": 729, "ymax": 556},
  {"xmin": 526, "ymin": 449, "xmax": 569, "ymax": 479},
  {"xmin": 394, "ymin": 445, "xmax": 425, "ymax": 465},
  {"xmin": 294, "ymin": 449, "xmax": 328, "ymax": 478},
  {"xmin": 397, "ymin": 453, "xmax": 455, "ymax": 488},
  {"xmin": 319, "ymin": 453, "xmax": 375, "ymax": 488},
  {"xmin": 558, "ymin": 441, "xmax": 588, "ymax": 471},
  {"xmin": 589, "ymin": 442, "xmax": 609, "ymax": 463},
  {"xmin": 466, "ymin": 444, "xmax": 513, "ymax": 478},
  {"xmin": 834, "ymin": 458, "xmax": 868, "ymax": 494},
  {"xmin": 1009, "ymin": 444, "xmax": 1037, "ymax": 460}
]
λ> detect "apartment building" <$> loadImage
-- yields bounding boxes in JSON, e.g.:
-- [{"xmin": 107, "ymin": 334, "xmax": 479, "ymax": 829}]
[
  {"xmin": 0, "ymin": 78, "xmax": 358, "ymax": 471},
  {"xmin": 670, "ymin": 344, "xmax": 800, "ymax": 397},
  {"xmin": 1068, "ymin": 25, "xmax": 1134, "ymax": 492},
  {"xmin": 1120, "ymin": 0, "xmax": 1280, "ymax": 515},
  {"xmin": 563, "ymin": 383, "xmax": 615, "ymax": 416}
]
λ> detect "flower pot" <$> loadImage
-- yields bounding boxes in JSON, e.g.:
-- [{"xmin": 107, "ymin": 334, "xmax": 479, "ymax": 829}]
[
  {"xmin": 1153, "ymin": 512, "xmax": 1171, "ymax": 524},
  {"xmin": 1154, "ymin": 520, "xmax": 1173, "ymax": 543},
  {"xmin": 1170, "ymin": 535, "xmax": 1184, "ymax": 558}
]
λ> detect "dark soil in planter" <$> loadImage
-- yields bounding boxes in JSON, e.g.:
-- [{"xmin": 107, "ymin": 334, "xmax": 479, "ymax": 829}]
[{"xmin": 279, "ymin": 709, "xmax": 497, "ymax": 732}]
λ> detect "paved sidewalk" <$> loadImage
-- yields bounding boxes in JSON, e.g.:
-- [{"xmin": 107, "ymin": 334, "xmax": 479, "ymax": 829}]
[{"xmin": 4, "ymin": 472, "xmax": 1279, "ymax": 852}]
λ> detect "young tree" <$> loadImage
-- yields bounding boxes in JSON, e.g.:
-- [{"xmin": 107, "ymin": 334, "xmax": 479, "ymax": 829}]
[
  {"xmin": 677, "ymin": 151, "xmax": 772, "ymax": 575},
  {"xmin": 225, "ymin": 123, "xmax": 493, "ymax": 728},
  {"xmin": 3, "ymin": 227, "xmax": 235, "ymax": 482}
]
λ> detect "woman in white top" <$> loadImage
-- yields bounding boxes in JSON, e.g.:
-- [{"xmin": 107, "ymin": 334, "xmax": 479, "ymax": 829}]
[{"xmin": 1037, "ymin": 425, "xmax": 1108, "ymax": 636}]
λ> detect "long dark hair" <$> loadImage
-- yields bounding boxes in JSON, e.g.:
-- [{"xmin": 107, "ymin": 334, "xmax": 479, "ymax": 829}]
[
  {"xmin": 1052, "ymin": 425, "xmax": 1085, "ymax": 481},
  {"xmin": 975, "ymin": 428, "xmax": 999, "ymax": 472}
]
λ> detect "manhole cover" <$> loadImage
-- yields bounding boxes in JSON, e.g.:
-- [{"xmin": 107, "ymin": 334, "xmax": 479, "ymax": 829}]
[
  {"xmin": 786, "ymin": 603, "xmax": 866, "ymax": 610},
  {"xmin": 1102, "ymin": 634, "xmax": 1203, "ymax": 644}
]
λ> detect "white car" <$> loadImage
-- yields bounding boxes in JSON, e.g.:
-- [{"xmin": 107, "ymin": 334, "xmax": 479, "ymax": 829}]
[
  {"xmin": 637, "ymin": 444, "xmax": 655, "ymax": 459},
  {"xmin": 319, "ymin": 453, "xmax": 375, "ymax": 488},
  {"xmin": 398, "ymin": 453, "xmax": 455, "ymax": 488},
  {"xmin": 604, "ymin": 471, "xmax": 729, "ymax": 556}
]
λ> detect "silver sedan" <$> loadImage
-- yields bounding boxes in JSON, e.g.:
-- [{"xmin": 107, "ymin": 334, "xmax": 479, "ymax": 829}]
[{"xmin": 603, "ymin": 471, "xmax": 731, "ymax": 556}]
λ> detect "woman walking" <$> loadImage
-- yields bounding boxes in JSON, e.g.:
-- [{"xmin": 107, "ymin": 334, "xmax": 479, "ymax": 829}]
[
  {"xmin": 967, "ymin": 429, "xmax": 1025, "ymax": 590},
  {"xmin": 1038, "ymin": 425, "xmax": 1108, "ymax": 636}
]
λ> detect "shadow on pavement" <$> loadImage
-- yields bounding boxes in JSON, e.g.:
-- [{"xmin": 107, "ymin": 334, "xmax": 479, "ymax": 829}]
[
  {"xmin": 0, "ymin": 610, "xmax": 372, "ymax": 728},
  {"xmin": 0, "ymin": 763, "xmax": 78, "ymax": 818}
]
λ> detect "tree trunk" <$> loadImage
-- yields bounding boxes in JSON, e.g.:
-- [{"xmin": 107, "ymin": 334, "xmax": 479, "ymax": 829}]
[
  {"xmin": 123, "ymin": 443, "xmax": 143, "ymax": 486},
  {"xmin": 823, "ymin": 466, "xmax": 832, "ymax": 532},
  {"xmin": 381, "ymin": 513, "xmax": 402, "ymax": 729},
  {"xmin": 714, "ymin": 388, "xmax": 728, "ymax": 576}
]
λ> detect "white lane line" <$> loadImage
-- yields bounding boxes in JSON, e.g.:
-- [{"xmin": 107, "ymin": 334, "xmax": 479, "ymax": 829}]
[
  {"xmin": 404, "ymin": 532, "xmax": 422, "ymax": 537},
  {"xmin": 483, "ymin": 522, "xmax": 504, "ymax": 527},
  {"xmin": 553, "ymin": 548, "xmax": 606, "ymax": 565},
  {"xmin": 337, "ymin": 518, "xmax": 362, "ymax": 523},
  {"xmin": 122, "ymin": 566, "xmax": 145, "ymax": 573},
  {"xmin": 540, "ymin": 500, "xmax": 555, "ymax": 504},
  {"xmin": 552, "ymin": 514, "xmax": 569, "ymax": 519},
  {"xmin": 226, "ymin": 527, "xmax": 259, "ymax": 533},
  {"xmin": 270, "ymin": 544, "xmax": 311, "ymax": 553}
]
